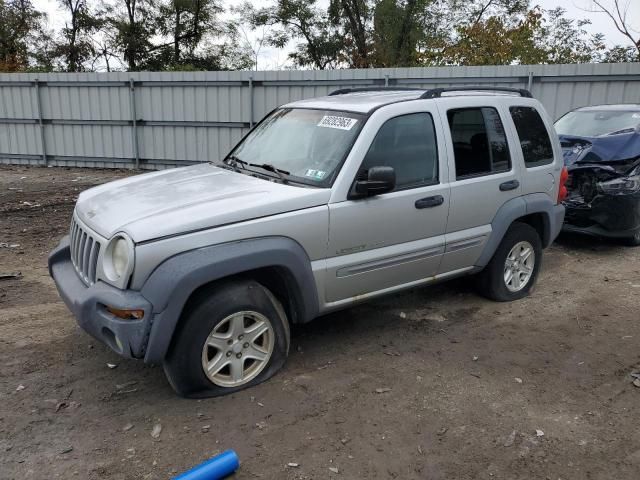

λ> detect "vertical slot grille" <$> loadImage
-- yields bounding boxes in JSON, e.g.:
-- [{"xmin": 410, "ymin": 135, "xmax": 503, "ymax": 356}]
[{"xmin": 69, "ymin": 217, "xmax": 101, "ymax": 285}]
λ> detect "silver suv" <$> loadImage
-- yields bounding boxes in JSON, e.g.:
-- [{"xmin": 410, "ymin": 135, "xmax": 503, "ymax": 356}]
[{"xmin": 49, "ymin": 87, "xmax": 566, "ymax": 397}]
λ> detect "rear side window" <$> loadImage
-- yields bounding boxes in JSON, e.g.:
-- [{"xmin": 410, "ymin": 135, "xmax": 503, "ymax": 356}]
[
  {"xmin": 509, "ymin": 106, "xmax": 554, "ymax": 167},
  {"xmin": 360, "ymin": 112, "xmax": 438, "ymax": 190},
  {"xmin": 447, "ymin": 107, "xmax": 511, "ymax": 179}
]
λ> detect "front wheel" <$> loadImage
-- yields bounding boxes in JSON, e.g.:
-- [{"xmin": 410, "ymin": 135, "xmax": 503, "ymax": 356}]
[
  {"xmin": 477, "ymin": 222, "xmax": 542, "ymax": 302},
  {"xmin": 164, "ymin": 280, "xmax": 290, "ymax": 398}
]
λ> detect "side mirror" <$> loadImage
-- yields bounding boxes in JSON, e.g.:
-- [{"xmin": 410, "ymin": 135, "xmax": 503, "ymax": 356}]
[{"xmin": 354, "ymin": 166, "xmax": 396, "ymax": 197}]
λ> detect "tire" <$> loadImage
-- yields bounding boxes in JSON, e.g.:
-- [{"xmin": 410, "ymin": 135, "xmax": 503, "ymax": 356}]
[
  {"xmin": 163, "ymin": 279, "xmax": 290, "ymax": 398},
  {"xmin": 624, "ymin": 231, "xmax": 640, "ymax": 247},
  {"xmin": 476, "ymin": 222, "xmax": 542, "ymax": 302}
]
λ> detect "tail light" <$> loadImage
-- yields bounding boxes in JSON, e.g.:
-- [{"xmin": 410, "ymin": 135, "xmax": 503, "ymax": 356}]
[{"xmin": 557, "ymin": 167, "xmax": 569, "ymax": 203}]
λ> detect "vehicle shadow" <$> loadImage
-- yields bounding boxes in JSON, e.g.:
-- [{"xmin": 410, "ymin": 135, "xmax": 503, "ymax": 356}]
[
  {"xmin": 292, "ymin": 275, "xmax": 479, "ymax": 341},
  {"xmin": 555, "ymin": 231, "xmax": 632, "ymax": 251}
]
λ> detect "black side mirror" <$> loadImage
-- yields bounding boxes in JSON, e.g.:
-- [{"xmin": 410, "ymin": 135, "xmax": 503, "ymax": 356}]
[{"xmin": 353, "ymin": 166, "xmax": 396, "ymax": 197}]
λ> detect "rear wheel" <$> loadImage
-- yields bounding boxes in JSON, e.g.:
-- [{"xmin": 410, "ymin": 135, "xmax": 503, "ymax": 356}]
[
  {"xmin": 624, "ymin": 231, "xmax": 640, "ymax": 247},
  {"xmin": 164, "ymin": 280, "xmax": 290, "ymax": 398},
  {"xmin": 477, "ymin": 222, "xmax": 542, "ymax": 302}
]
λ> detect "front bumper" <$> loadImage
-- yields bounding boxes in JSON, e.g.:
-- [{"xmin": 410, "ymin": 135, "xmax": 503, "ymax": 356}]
[
  {"xmin": 48, "ymin": 236, "xmax": 154, "ymax": 359},
  {"xmin": 563, "ymin": 192, "xmax": 640, "ymax": 239}
]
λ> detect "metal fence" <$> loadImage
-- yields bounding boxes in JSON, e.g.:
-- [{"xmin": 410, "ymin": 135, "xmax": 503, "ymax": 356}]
[{"xmin": 1, "ymin": 63, "xmax": 639, "ymax": 170}]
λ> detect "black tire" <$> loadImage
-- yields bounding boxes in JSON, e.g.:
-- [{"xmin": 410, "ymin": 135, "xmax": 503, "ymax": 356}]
[
  {"xmin": 163, "ymin": 280, "xmax": 290, "ymax": 398},
  {"xmin": 476, "ymin": 222, "xmax": 542, "ymax": 302},
  {"xmin": 624, "ymin": 231, "xmax": 640, "ymax": 247}
]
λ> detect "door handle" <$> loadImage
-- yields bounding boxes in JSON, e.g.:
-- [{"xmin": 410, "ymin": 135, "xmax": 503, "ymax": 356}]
[
  {"xmin": 499, "ymin": 180, "xmax": 520, "ymax": 191},
  {"xmin": 415, "ymin": 195, "xmax": 444, "ymax": 209}
]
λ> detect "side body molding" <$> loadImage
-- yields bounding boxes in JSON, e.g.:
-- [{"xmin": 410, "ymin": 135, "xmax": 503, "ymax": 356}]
[
  {"xmin": 475, "ymin": 193, "xmax": 564, "ymax": 268},
  {"xmin": 141, "ymin": 236, "xmax": 319, "ymax": 363}
]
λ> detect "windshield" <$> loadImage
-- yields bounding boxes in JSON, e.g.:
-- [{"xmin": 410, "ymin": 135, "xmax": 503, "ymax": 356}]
[
  {"xmin": 226, "ymin": 108, "xmax": 365, "ymax": 186},
  {"xmin": 555, "ymin": 110, "xmax": 640, "ymax": 137}
]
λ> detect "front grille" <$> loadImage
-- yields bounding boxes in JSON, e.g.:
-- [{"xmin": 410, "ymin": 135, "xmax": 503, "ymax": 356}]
[{"xmin": 69, "ymin": 216, "xmax": 101, "ymax": 285}]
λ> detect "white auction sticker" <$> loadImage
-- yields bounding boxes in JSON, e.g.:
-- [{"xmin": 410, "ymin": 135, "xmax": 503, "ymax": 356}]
[{"xmin": 317, "ymin": 115, "xmax": 358, "ymax": 130}]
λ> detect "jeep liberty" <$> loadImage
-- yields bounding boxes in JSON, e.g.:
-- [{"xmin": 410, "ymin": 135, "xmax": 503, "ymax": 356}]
[{"xmin": 49, "ymin": 87, "xmax": 567, "ymax": 397}]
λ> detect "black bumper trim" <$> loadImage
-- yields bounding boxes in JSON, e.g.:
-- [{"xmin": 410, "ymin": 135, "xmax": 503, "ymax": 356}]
[{"xmin": 48, "ymin": 236, "xmax": 154, "ymax": 359}]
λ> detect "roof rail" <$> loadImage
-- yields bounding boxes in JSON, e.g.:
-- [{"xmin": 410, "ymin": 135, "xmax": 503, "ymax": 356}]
[
  {"xmin": 420, "ymin": 86, "xmax": 532, "ymax": 99},
  {"xmin": 328, "ymin": 86, "xmax": 426, "ymax": 96}
]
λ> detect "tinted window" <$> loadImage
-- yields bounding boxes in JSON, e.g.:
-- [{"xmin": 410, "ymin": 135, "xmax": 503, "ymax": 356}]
[
  {"xmin": 360, "ymin": 113, "xmax": 438, "ymax": 190},
  {"xmin": 510, "ymin": 106, "xmax": 554, "ymax": 167},
  {"xmin": 448, "ymin": 107, "xmax": 511, "ymax": 179}
]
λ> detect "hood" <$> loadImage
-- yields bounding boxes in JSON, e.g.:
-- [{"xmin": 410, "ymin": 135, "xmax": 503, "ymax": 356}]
[
  {"xmin": 75, "ymin": 163, "xmax": 331, "ymax": 242},
  {"xmin": 559, "ymin": 131, "xmax": 640, "ymax": 168}
]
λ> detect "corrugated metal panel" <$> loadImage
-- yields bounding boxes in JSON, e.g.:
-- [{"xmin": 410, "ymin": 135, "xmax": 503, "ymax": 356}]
[{"xmin": 1, "ymin": 64, "xmax": 639, "ymax": 169}]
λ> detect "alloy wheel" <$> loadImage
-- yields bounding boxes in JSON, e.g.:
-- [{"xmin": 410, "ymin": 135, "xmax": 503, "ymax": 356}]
[
  {"xmin": 503, "ymin": 241, "xmax": 535, "ymax": 292},
  {"xmin": 201, "ymin": 311, "xmax": 275, "ymax": 387}
]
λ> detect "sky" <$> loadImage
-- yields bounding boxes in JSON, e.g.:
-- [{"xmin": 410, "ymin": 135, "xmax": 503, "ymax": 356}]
[{"xmin": 34, "ymin": 0, "xmax": 639, "ymax": 70}]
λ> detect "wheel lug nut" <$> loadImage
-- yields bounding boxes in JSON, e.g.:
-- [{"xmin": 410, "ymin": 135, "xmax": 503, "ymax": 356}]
[
  {"xmin": 243, "ymin": 342, "xmax": 249, "ymax": 349},
  {"xmin": 226, "ymin": 351, "xmax": 231, "ymax": 357},
  {"xmin": 236, "ymin": 353, "xmax": 242, "ymax": 359},
  {"xmin": 227, "ymin": 339, "xmax": 233, "ymax": 345},
  {"xmin": 238, "ymin": 334, "xmax": 244, "ymax": 340}
]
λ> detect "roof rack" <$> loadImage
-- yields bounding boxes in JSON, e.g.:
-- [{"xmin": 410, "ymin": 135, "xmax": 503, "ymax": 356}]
[
  {"xmin": 328, "ymin": 87, "xmax": 426, "ymax": 96},
  {"xmin": 420, "ymin": 86, "xmax": 532, "ymax": 99}
]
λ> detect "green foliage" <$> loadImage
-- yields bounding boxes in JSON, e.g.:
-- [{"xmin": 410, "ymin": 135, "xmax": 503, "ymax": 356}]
[
  {"xmin": 602, "ymin": 45, "xmax": 639, "ymax": 63},
  {"xmin": 238, "ymin": 0, "xmax": 343, "ymax": 69},
  {"xmin": 103, "ymin": 0, "xmax": 157, "ymax": 71},
  {"xmin": 0, "ymin": 0, "xmax": 638, "ymax": 72},
  {"xmin": 0, "ymin": 0, "xmax": 52, "ymax": 71},
  {"xmin": 52, "ymin": 0, "xmax": 103, "ymax": 72}
]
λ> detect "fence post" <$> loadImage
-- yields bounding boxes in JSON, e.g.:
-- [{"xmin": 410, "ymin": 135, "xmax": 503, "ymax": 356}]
[
  {"xmin": 384, "ymin": 74, "xmax": 389, "ymax": 87},
  {"xmin": 34, "ymin": 79, "xmax": 47, "ymax": 166},
  {"xmin": 129, "ymin": 78, "xmax": 140, "ymax": 169},
  {"xmin": 527, "ymin": 71, "xmax": 534, "ymax": 92},
  {"xmin": 249, "ymin": 75, "xmax": 254, "ymax": 128}
]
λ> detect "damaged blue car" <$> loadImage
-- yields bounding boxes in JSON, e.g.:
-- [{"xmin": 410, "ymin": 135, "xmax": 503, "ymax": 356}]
[{"xmin": 555, "ymin": 104, "xmax": 640, "ymax": 246}]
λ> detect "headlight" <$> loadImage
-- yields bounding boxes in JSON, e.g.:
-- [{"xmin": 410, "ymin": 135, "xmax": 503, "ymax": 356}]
[
  {"xmin": 103, "ymin": 233, "xmax": 134, "ymax": 283},
  {"xmin": 597, "ymin": 175, "xmax": 640, "ymax": 195}
]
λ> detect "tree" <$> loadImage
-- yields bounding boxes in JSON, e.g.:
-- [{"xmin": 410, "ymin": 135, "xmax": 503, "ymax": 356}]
[
  {"xmin": 429, "ymin": 4, "xmax": 606, "ymax": 65},
  {"xmin": 103, "ymin": 0, "xmax": 157, "ymax": 71},
  {"xmin": 142, "ymin": 0, "xmax": 253, "ymax": 70},
  {"xmin": 601, "ymin": 44, "xmax": 638, "ymax": 62},
  {"xmin": 54, "ymin": 0, "xmax": 102, "ymax": 71},
  {"xmin": 540, "ymin": 7, "xmax": 606, "ymax": 64},
  {"xmin": 0, "ymin": 0, "xmax": 51, "ymax": 71},
  {"xmin": 373, "ymin": 0, "xmax": 433, "ymax": 67},
  {"xmin": 585, "ymin": 0, "xmax": 639, "ymax": 60},
  {"xmin": 239, "ymin": 0, "xmax": 342, "ymax": 69},
  {"xmin": 152, "ymin": 0, "xmax": 221, "ymax": 66},
  {"xmin": 329, "ymin": 0, "xmax": 372, "ymax": 67},
  {"xmin": 438, "ymin": 9, "xmax": 544, "ymax": 65}
]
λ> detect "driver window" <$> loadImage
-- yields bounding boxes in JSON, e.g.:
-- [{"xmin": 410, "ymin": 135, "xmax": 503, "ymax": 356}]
[{"xmin": 360, "ymin": 112, "xmax": 439, "ymax": 190}]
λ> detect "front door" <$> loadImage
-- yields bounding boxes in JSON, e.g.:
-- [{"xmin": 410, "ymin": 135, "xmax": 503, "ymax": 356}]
[{"xmin": 325, "ymin": 109, "xmax": 450, "ymax": 305}]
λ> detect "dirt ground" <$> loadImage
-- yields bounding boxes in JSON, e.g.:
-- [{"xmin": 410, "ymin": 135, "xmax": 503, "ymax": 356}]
[{"xmin": 1, "ymin": 165, "xmax": 639, "ymax": 480}]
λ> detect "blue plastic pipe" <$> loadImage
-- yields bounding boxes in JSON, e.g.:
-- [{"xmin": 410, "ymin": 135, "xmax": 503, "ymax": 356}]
[{"xmin": 172, "ymin": 450, "xmax": 240, "ymax": 480}]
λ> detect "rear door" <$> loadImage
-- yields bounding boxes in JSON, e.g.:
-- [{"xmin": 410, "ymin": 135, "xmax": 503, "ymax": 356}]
[
  {"xmin": 325, "ymin": 103, "xmax": 450, "ymax": 305},
  {"xmin": 507, "ymin": 105, "xmax": 557, "ymax": 196},
  {"xmin": 437, "ymin": 100, "xmax": 522, "ymax": 274}
]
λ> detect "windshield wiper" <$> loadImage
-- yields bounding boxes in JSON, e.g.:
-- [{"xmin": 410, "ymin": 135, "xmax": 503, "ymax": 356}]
[
  {"xmin": 606, "ymin": 127, "xmax": 636, "ymax": 136},
  {"xmin": 223, "ymin": 156, "xmax": 290, "ymax": 183},
  {"xmin": 223, "ymin": 154, "xmax": 248, "ymax": 170},
  {"xmin": 247, "ymin": 163, "xmax": 290, "ymax": 183}
]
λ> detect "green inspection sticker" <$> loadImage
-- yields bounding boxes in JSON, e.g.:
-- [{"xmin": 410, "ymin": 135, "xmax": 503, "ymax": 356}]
[{"xmin": 305, "ymin": 169, "xmax": 327, "ymax": 180}]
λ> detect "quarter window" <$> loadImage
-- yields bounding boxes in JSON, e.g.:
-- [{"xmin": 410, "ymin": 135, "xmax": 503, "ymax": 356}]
[
  {"xmin": 360, "ymin": 113, "xmax": 438, "ymax": 190},
  {"xmin": 509, "ymin": 106, "xmax": 554, "ymax": 167},
  {"xmin": 447, "ymin": 107, "xmax": 511, "ymax": 179}
]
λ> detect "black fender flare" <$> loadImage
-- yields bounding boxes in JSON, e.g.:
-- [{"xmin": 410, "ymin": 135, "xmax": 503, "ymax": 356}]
[
  {"xmin": 141, "ymin": 236, "xmax": 319, "ymax": 363},
  {"xmin": 475, "ymin": 194, "xmax": 564, "ymax": 268}
]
